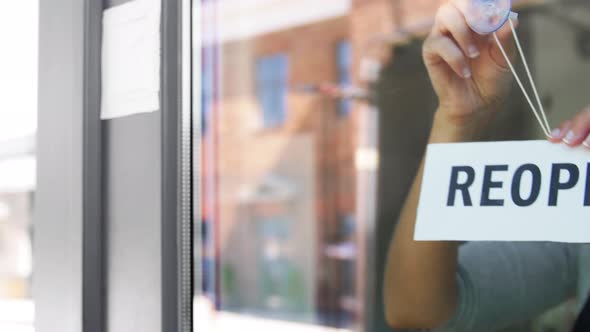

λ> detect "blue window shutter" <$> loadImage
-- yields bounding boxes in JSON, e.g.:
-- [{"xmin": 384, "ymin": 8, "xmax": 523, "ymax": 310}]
[
  {"xmin": 337, "ymin": 41, "xmax": 351, "ymax": 68},
  {"xmin": 256, "ymin": 54, "xmax": 288, "ymax": 127},
  {"xmin": 337, "ymin": 41, "xmax": 352, "ymax": 116}
]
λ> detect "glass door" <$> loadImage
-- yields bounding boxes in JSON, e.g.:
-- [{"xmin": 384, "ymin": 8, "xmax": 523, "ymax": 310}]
[
  {"xmin": 194, "ymin": 0, "xmax": 376, "ymax": 331},
  {"xmin": 193, "ymin": 1, "xmax": 590, "ymax": 331}
]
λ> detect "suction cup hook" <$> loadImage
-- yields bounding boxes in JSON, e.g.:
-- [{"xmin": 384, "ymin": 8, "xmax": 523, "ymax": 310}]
[
  {"xmin": 459, "ymin": 0, "xmax": 512, "ymax": 34},
  {"xmin": 455, "ymin": 0, "xmax": 552, "ymax": 136}
]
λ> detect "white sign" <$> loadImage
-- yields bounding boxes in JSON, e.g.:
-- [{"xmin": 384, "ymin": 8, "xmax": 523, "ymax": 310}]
[{"xmin": 415, "ymin": 140, "xmax": 590, "ymax": 243}]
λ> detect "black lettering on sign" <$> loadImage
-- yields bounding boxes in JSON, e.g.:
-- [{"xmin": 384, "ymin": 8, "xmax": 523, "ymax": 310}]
[
  {"xmin": 481, "ymin": 165, "xmax": 508, "ymax": 206},
  {"xmin": 548, "ymin": 163, "xmax": 579, "ymax": 206},
  {"xmin": 447, "ymin": 166, "xmax": 475, "ymax": 206},
  {"xmin": 585, "ymin": 163, "xmax": 590, "ymax": 206},
  {"xmin": 511, "ymin": 164, "xmax": 542, "ymax": 207}
]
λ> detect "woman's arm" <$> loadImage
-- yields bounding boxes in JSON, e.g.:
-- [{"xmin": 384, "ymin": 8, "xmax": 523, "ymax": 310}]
[
  {"xmin": 383, "ymin": 114, "xmax": 483, "ymax": 329},
  {"xmin": 384, "ymin": 154, "xmax": 457, "ymax": 329},
  {"xmin": 383, "ymin": 1, "xmax": 518, "ymax": 328}
]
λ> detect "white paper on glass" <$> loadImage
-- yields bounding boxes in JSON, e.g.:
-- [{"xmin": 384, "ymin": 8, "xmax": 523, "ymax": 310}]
[
  {"xmin": 415, "ymin": 140, "xmax": 590, "ymax": 243},
  {"xmin": 101, "ymin": 0, "xmax": 161, "ymax": 120}
]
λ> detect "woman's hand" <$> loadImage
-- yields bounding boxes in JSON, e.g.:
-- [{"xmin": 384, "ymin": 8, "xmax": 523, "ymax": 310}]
[
  {"xmin": 549, "ymin": 106, "xmax": 590, "ymax": 148},
  {"xmin": 424, "ymin": 1, "xmax": 518, "ymax": 133}
]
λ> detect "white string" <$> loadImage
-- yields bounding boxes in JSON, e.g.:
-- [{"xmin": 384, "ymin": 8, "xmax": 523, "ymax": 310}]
[
  {"xmin": 492, "ymin": 18, "xmax": 552, "ymax": 137},
  {"xmin": 507, "ymin": 19, "xmax": 551, "ymax": 133}
]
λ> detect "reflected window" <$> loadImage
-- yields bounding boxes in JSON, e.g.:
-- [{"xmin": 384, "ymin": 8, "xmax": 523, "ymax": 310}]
[
  {"xmin": 256, "ymin": 54, "xmax": 288, "ymax": 128},
  {"xmin": 336, "ymin": 41, "xmax": 352, "ymax": 116}
]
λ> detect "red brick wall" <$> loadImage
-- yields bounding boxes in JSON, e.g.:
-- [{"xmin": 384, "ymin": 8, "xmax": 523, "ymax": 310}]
[
  {"xmin": 215, "ymin": 15, "xmax": 355, "ymax": 239},
  {"xmin": 210, "ymin": 15, "xmax": 359, "ymax": 314}
]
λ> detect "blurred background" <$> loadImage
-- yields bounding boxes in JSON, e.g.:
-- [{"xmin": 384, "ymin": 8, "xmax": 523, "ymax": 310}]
[
  {"xmin": 0, "ymin": 1, "xmax": 38, "ymax": 332},
  {"xmin": 195, "ymin": 0, "xmax": 590, "ymax": 332}
]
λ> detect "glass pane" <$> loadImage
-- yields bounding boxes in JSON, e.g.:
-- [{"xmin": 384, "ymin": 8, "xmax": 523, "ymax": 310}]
[
  {"xmin": 195, "ymin": 0, "xmax": 372, "ymax": 331},
  {"xmin": 0, "ymin": 2, "xmax": 38, "ymax": 332},
  {"xmin": 195, "ymin": 1, "xmax": 590, "ymax": 331}
]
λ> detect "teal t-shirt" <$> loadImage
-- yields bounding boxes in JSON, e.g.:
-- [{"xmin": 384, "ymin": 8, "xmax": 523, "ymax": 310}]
[{"xmin": 434, "ymin": 242, "xmax": 581, "ymax": 332}]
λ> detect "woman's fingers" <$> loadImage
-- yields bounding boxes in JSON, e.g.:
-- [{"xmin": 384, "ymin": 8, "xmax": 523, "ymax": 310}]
[
  {"xmin": 423, "ymin": 34, "xmax": 472, "ymax": 79},
  {"xmin": 565, "ymin": 107, "xmax": 590, "ymax": 147},
  {"xmin": 549, "ymin": 107, "xmax": 590, "ymax": 148},
  {"xmin": 548, "ymin": 121, "xmax": 570, "ymax": 143},
  {"xmin": 435, "ymin": 3, "xmax": 480, "ymax": 59}
]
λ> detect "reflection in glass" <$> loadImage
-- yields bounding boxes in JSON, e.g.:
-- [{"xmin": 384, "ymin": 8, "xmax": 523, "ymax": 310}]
[
  {"xmin": 196, "ymin": 1, "xmax": 363, "ymax": 330},
  {"xmin": 195, "ymin": 1, "xmax": 590, "ymax": 331}
]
